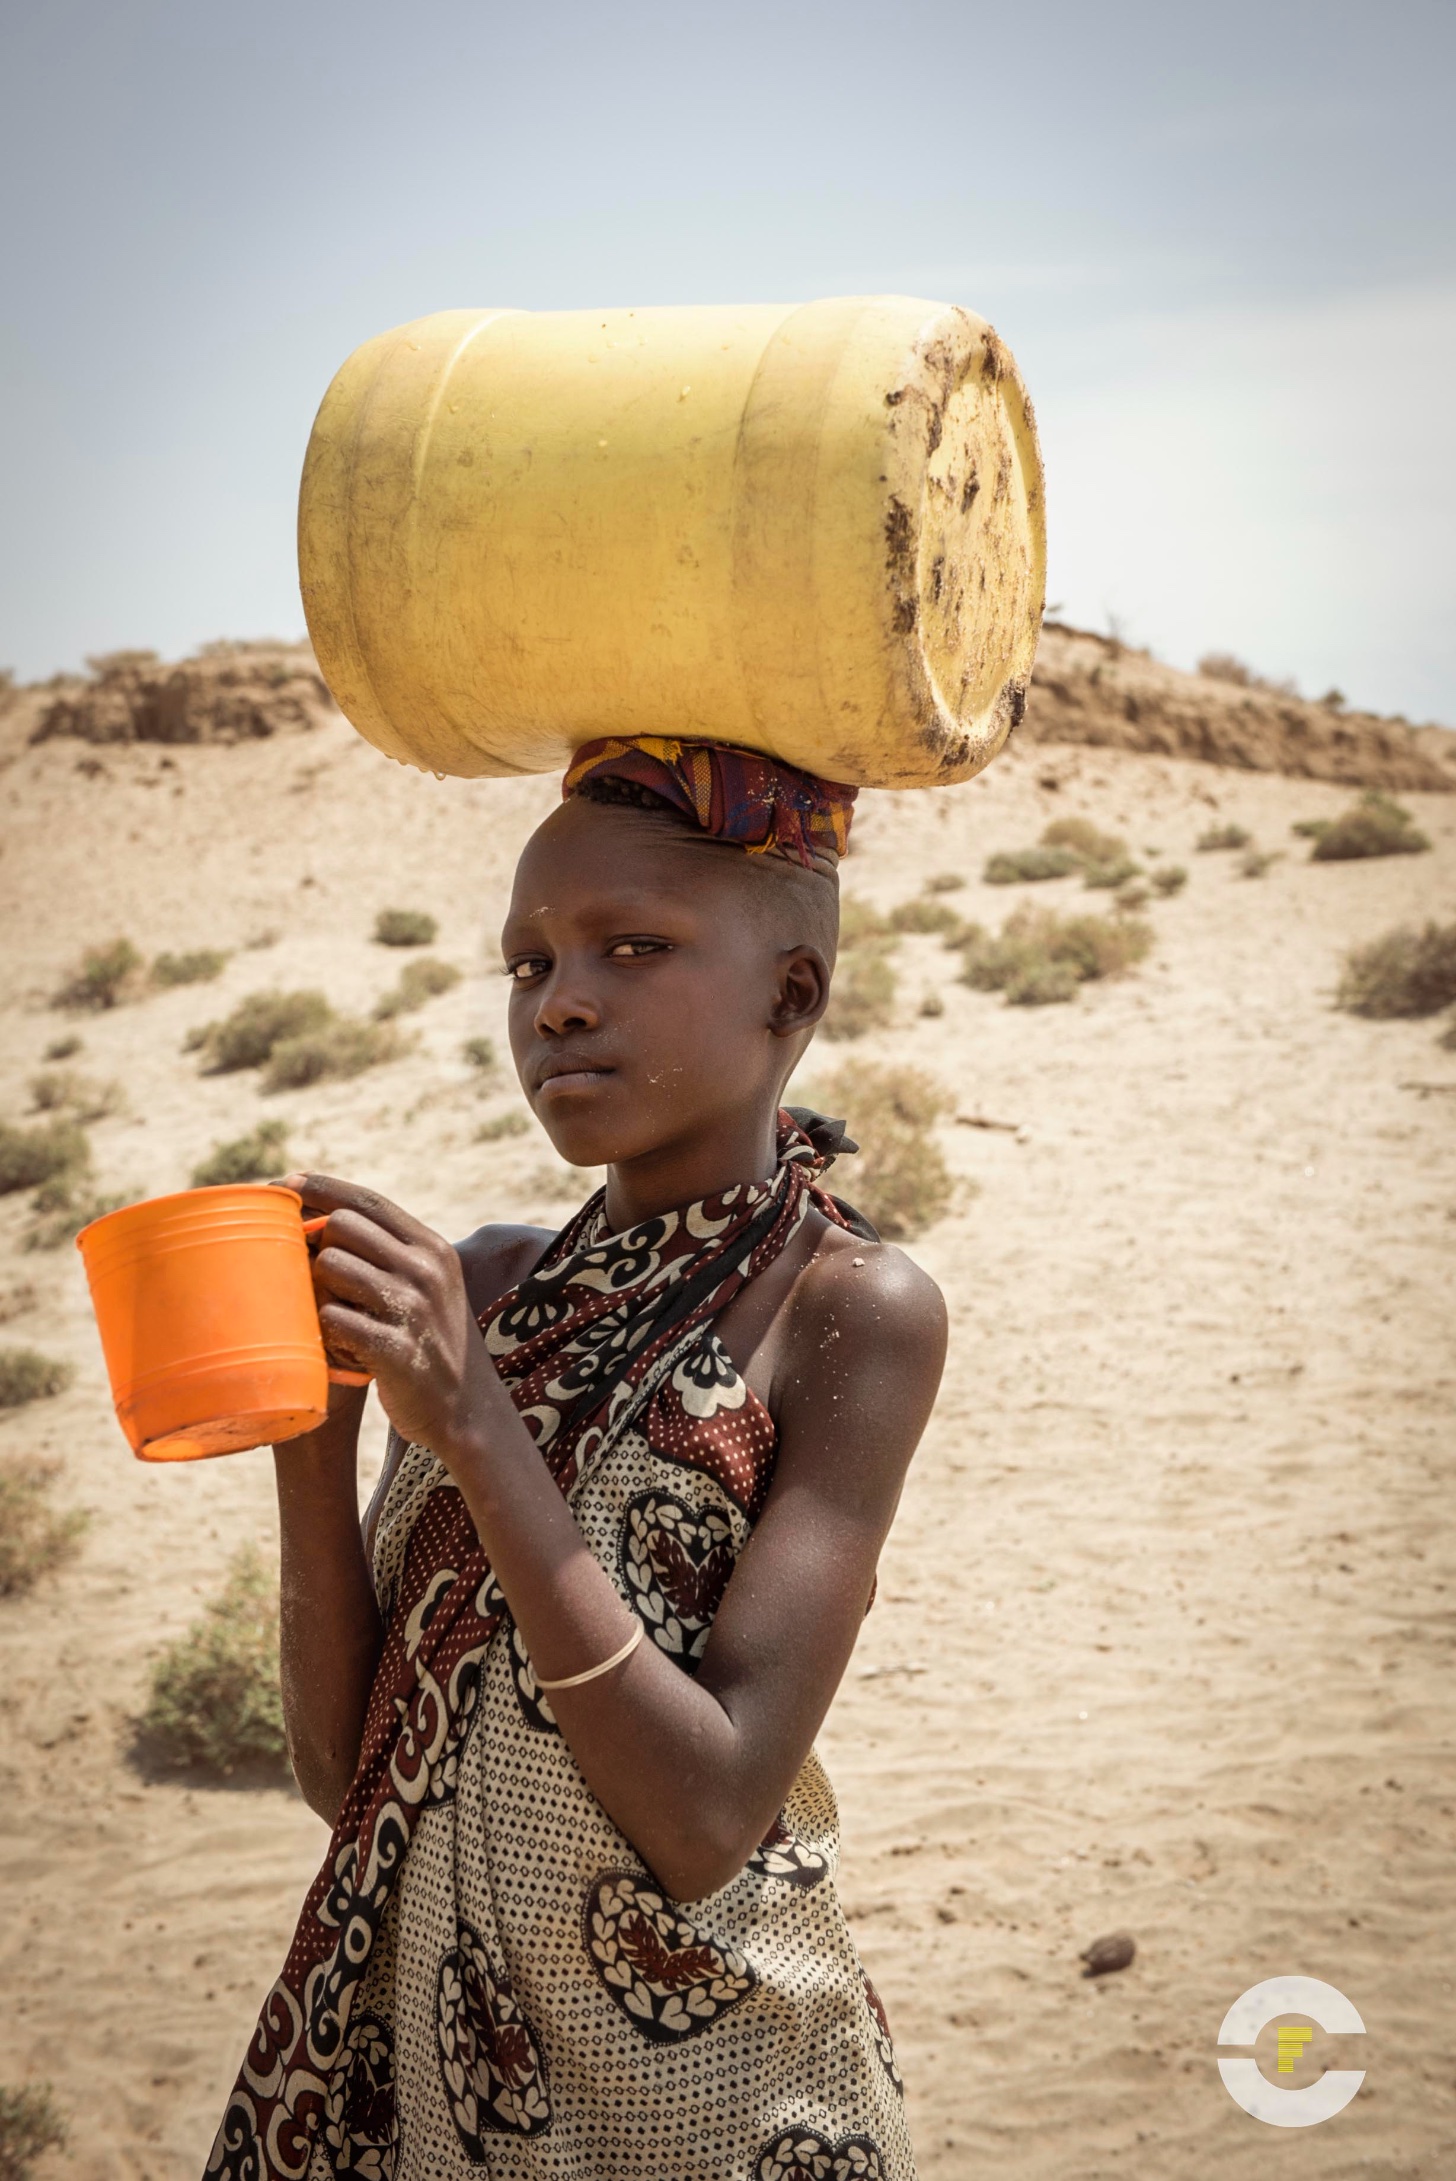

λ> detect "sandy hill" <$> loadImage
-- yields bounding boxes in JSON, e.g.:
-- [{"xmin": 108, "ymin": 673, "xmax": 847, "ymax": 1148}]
[{"xmin": 0, "ymin": 656, "xmax": 1452, "ymax": 2177}]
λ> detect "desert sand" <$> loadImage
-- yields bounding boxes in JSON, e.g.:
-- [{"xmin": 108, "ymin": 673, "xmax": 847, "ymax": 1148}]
[{"xmin": 0, "ymin": 692, "xmax": 1452, "ymax": 2178}]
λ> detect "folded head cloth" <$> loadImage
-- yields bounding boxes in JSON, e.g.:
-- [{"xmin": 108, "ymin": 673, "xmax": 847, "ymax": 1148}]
[{"xmin": 562, "ymin": 735, "xmax": 857, "ymax": 874}]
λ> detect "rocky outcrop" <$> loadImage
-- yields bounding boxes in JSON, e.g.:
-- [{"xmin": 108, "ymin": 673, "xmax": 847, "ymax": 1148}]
[
  {"xmin": 1020, "ymin": 624, "xmax": 1456, "ymax": 792},
  {"xmin": 25, "ymin": 642, "xmax": 334, "ymax": 747}
]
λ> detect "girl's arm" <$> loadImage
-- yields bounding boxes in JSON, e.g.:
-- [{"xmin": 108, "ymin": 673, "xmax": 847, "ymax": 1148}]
[
  {"xmin": 272, "ymin": 1384, "xmax": 383, "ymax": 1824},
  {"xmin": 294, "ymin": 1173, "xmax": 947, "ymax": 1898}
]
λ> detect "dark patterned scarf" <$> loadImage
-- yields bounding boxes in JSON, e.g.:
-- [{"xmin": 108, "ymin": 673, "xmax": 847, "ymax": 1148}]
[
  {"xmin": 561, "ymin": 735, "xmax": 857, "ymax": 872},
  {"xmin": 205, "ymin": 1116, "xmax": 855, "ymax": 2180}
]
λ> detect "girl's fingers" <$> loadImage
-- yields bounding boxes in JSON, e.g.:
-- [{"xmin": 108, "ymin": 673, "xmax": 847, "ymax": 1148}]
[
  {"xmin": 312, "ymin": 1206, "xmax": 421, "ymax": 1277},
  {"xmin": 318, "ymin": 1299, "xmax": 409, "ymax": 1370},
  {"xmin": 285, "ymin": 1171, "xmax": 437, "ymax": 1250},
  {"xmin": 312, "ymin": 1245, "xmax": 413, "ymax": 1323}
]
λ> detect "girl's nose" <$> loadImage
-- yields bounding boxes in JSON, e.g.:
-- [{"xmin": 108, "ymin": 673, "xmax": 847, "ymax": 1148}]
[{"xmin": 534, "ymin": 980, "xmax": 600, "ymax": 1038}]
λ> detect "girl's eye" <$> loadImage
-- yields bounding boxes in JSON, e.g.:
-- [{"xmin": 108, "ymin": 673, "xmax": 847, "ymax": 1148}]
[
  {"xmin": 504, "ymin": 957, "xmax": 548, "ymax": 983},
  {"xmin": 607, "ymin": 938, "xmax": 668, "ymax": 960}
]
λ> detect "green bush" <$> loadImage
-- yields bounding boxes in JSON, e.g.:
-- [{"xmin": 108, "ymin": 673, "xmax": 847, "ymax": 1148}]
[
  {"xmin": 1151, "ymin": 865, "xmax": 1188, "ymax": 896},
  {"xmin": 887, "ymin": 896, "xmax": 967, "ymax": 935},
  {"xmin": 808, "ymin": 1063, "xmax": 955, "ymax": 1240},
  {"xmin": 477, "ymin": 1109, "xmax": 531, "ymax": 1142},
  {"xmin": 0, "ymin": 1349, "xmax": 74, "ymax": 1410},
  {"xmin": 822, "ymin": 947, "xmax": 897, "ymax": 1040},
  {"xmin": 373, "ymin": 907, "xmax": 438, "ymax": 947},
  {"xmin": 960, "ymin": 904, "xmax": 1153, "ymax": 1006},
  {"xmin": 1291, "ymin": 817, "xmax": 1330, "ymax": 840},
  {"xmin": 263, "ymin": 1018, "xmax": 402, "ymax": 1093},
  {"xmin": 374, "ymin": 957, "xmax": 462, "ymax": 1019},
  {"xmin": 462, "ymin": 1035, "xmax": 496, "ymax": 1072},
  {"xmin": 1310, "ymin": 791, "xmax": 1430, "ymax": 862},
  {"xmin": 152, "ymin": 947, "xmax": 229, "ymax": 987},
  {"xmin": 1335, "ymin": 922, "xmax": 1456, "ymax": 1018},
  {"xmin": 138, "ymin": 1544, "xmax": 287, "ymax": 1774},
  {"xmin": 0, "ymin": 2082, "xmax": 67, "ymax": 2179},
  {"xmin": 195, "ymin": 990, "xmax": 332, "ymax": 1073},
  {"xmin": 191, "ymin": 1119, "xmax": 290, "ymax": 1188},
  {"xmin": 0, "ymin": 1119, "xmax": 87, "ymax": 1197},
  {"xmin": 53, "ymin": 937, "xmax": 143, "ymax": 1010},
  {"xmin": 1041, "ymin": 817, "xmax": 1127, "ymax": 864},
  {"xmin": 0, "ymin": 1457, "xmax": 87, "ymax": 1599},
  {"xmin": 1196, "ymin": 823, "xmax": 1251, "ymax": 852},
  {"xmin": 982, "ymin": 846, "xmax": 1080, "ymax": 885}
]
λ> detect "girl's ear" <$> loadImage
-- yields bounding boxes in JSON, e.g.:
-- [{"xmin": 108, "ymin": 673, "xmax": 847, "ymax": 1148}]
[{"xmin": 769, "ymin": 947, "xmax": 831, "ymax": 1038}]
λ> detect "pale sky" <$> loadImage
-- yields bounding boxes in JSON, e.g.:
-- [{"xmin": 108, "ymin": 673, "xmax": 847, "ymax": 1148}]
[{"xmin": 2, "ymin": 0, "xmax": 1452, "ymax": 721}]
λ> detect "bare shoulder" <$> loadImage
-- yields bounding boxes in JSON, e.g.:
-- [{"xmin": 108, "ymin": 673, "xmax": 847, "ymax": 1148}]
[
  {"xmin": 782, "ymin": 1224, "xmax": 948, "ymax": 1390},
  {"xmin": 455, "ymin": 1220, "xmax": 556, "ymax": 1322},
  {"xmin": 797, "ymin": 1226, "xmax": 945, "ymax": 1338}
]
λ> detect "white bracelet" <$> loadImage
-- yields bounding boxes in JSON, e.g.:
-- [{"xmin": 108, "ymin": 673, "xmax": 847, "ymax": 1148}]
[{"xmin": 534, "ymin": 1619, "xmax": 645, "ymax": 1691}]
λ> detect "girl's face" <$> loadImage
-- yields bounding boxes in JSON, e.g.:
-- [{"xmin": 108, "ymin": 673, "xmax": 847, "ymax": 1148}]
[{"xmin": 502, "ymin": 797, "xmax": 828, "ymax": 1176}]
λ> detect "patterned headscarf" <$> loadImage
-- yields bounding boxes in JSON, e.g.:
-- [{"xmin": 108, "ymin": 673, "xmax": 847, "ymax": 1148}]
[{"xmin": 562, "ymin": 736, "xmax": 856, "ymax": 874}]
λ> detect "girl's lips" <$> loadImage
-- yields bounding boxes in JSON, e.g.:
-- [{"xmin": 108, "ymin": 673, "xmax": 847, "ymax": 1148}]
[{"xmin": 537, "ymin": 1067, "xmax": 613, "ymax": 1098}]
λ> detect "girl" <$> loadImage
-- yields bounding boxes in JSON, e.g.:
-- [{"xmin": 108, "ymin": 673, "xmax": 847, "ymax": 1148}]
[{"xmin": 207, "ymin": 739, "xmax": 947, "ymax": 2181}]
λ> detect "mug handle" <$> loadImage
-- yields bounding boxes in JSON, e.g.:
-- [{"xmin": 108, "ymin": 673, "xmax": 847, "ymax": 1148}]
[{"xmin": 302, "ymin": 1215, "xmax": 374, "ymax": 1387}]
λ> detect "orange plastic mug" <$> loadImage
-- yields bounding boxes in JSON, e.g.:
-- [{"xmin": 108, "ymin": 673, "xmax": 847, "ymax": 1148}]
[{"xmin": 77, "ymin": 1184, "xmax": 337, "ymax": 1462}]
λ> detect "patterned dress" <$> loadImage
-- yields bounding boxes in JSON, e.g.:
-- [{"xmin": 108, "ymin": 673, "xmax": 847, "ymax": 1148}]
[{"xmin": 207, "ymin": 1124, "xmax": 915, "ymax": 2181}]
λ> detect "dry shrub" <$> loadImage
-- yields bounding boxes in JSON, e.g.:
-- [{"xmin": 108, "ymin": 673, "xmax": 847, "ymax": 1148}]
[
  {"xmin": 42, "ymin": 1035, "xmax": 81, "ymax": 1062},
  {"xmin": 0, "ymin": 1119, "xmax": 87, "ymax": 1197},
  {"xmin": 139, "ymin": 1544, "xmax": 286, "ymax": 1774},
  {"xmin": 0, "ymin": 1457, "xmax": 87, "ymax": 1599},
  {"xmin": 1240, "ymin": 847, "xmax": 1281, "ymax": 878},
  {"xmin": 1335, "ymin": 923, "xmax": 1456, "ymax": 1018},
  {"xmin": 263, "ymin": 1018, "xmax": 402, "ymax": 1093},
  {"xmin": 192, "ymin": 1119, "xmax": 290, "ymax": 1188},
  {"xmin": 887, "ymin": 896, "xmax": 966, "ymax": 936},
  {"xmin": 53, "ymin": 937, "xmax": 143, "ymax": 1010},
  {"xmin": 1151, "ymin": 865, "xmax": 1187, "ymax": 896},
  {"xmin": 1196, "ymin": 824, "xmax": 1251, "ymax": 852},
  {"xmin": 1041, "ymin": 817, "xmax": 1127, "ymax": 864},
  {"xmin": 960, "ymin": 904, "xmax": 1152, "ymax": 1006},
  {"xmin": 152, "ymin": 947, "xmax": 229, "ymax": 987},
  {"xmin": 983, "ymin": 846, "xmax": 1080, "ymax": 885},
  {"xmin": 838, "ymin": 897, "xmax": 893, "ymax": 947},
  {"xmin": 462, "ymin": 1035, "xmax": 496, "ymax": 1072},
  {"xmin": 23, "ymin": 1186, "xmax": 136, "ymax": 1253},
  {"xmin": 822, "ymin": 947, "xmax": 897, "ymax": 1040},
  {"xmin": 0, "ymin": 1348, "xmax": 74, "ymax": 1409},
  {"xmin": 28, "ymin": 1070, "xmax": 121, "ymax": 1123},
  {"xmin": 374, "ymin": 957, "xmax": 462, "ymax": 1019},
  {"xmin": 919, "ymin": 992, "xmax": 945, "ymax": 1018},
  {"xmin": 1310, "ymin": 791, "xmax": 1430, "ymax": 862},
  {"xmin": 1197, "ymin": 651, "xmax": 1297, "ymax": 695},
  {"xmin": 0, "ymin": 2082, "xmax": 67, "ymax": 2179},
  {"xmin": 1081, "ymin": 854, "xmax": 1142, "ymax": 890},
  {"xmin": 194, "ymin": 990, "xmax": 332, "ymax": 1073},
  {"xmin": 0, "ymin": 1284, "xmax": 37, "ymax": 1325},
  {"xmin": 809, "ymin": 1063, "xmax": 955, "ymax": 1240},
  {"xmin": 477, "ymin": 1110, "xmax": 530, "ymax": 1142},
  {"xmin": 374, "ymin": 907, "xmax": 438, "ymax": 947},
  {"xmin": 925, "ymin": 872, "xmax": 965, "ymax": 895}
]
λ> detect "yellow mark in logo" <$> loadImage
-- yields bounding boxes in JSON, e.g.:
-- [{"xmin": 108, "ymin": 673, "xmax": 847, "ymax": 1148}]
[{"xmin": 1276, "ymin": 2026, "xmax": 1314, "ymax": 2074}]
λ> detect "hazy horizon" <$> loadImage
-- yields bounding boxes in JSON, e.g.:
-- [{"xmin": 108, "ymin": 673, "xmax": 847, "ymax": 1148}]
[{"xmin": 2, "ymin": 0, "xmax": 1452, "ymax": 722}]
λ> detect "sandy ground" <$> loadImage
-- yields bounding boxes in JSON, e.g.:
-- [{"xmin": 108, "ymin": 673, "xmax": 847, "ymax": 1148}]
[{"xmin": 0, "ymin": 714, "xmax": 1452, "ymax": 2179}]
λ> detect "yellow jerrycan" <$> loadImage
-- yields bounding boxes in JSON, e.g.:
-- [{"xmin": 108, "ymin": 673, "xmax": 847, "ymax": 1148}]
[{"xmin": 299, "ymin": 297, "xmax": 1044, "ymax": 789}]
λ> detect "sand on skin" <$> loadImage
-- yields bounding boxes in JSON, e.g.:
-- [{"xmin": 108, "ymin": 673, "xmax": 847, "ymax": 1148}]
[{"xmin": 0, "ymin": 715, "xmax": 1452, "ymax": 2177}]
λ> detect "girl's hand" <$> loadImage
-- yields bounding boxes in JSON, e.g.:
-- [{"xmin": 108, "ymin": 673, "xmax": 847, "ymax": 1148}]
[{"xmin": 285, "ymin": 1172, "xmax": 506, "ymax": 1461}]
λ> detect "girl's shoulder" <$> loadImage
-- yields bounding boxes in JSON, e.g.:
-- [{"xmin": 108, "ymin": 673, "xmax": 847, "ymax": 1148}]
[{"xmin": 455, "ymin": 1220, "xmax": 557, "ymax": 1323}]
